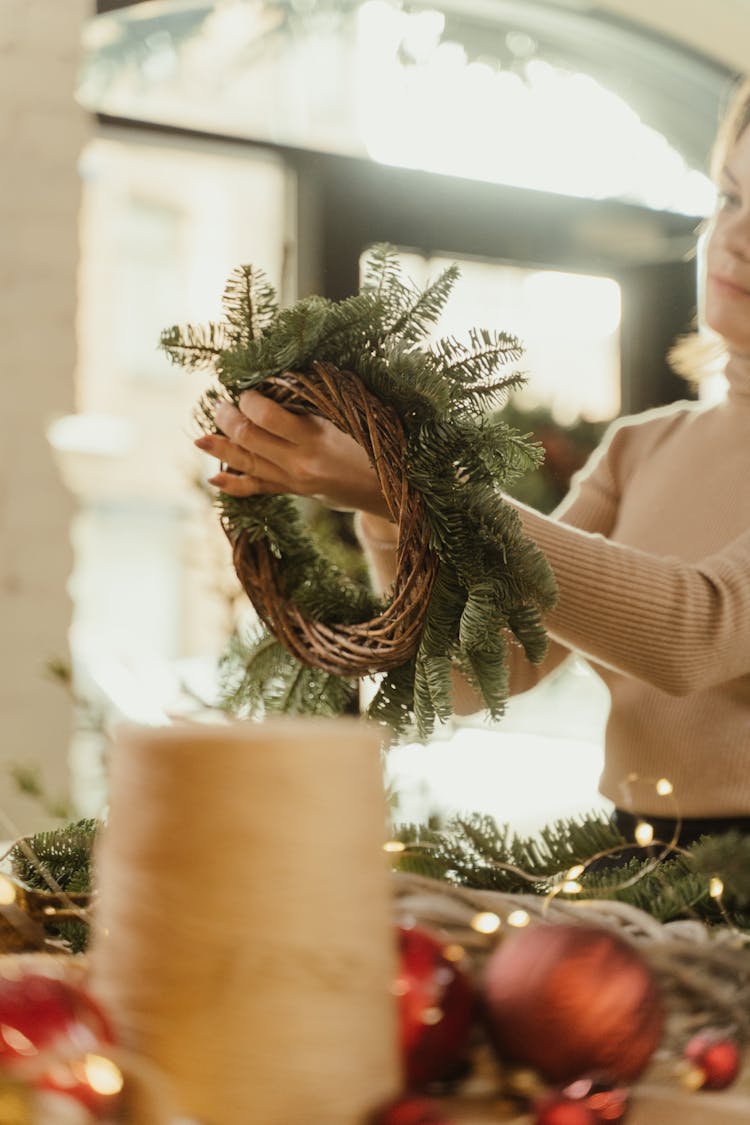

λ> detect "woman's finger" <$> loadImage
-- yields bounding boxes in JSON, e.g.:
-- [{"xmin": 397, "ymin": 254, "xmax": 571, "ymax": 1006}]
[
  {"xmin": 195, "ymin": 433, "xmax": 256, "ymax": 476},
  {"xmin": 214, "ymin": 400, "xmax": 303, "ymax": 464},
  {"xmin": 214, "ymin": 401, "xmax": 265, "ymax": 447},
  {"xmin": 213, "ymin": 402, "xmax": 324, "ymax": 483},
  {"xmin": 207, "ymin": 471, "xmax": 282, "ymax": 498},
  {"xmin": 238, "ymin": 388, "xmax": 319, "ymax": 445},
  {"xmin": 195, "ymin": 434, "xmax": 291, "ymax": 488}
]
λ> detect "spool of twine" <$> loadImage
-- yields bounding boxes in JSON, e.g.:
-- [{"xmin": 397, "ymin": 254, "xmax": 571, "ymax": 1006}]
[{"xmin": 89, "ymin": 719, "xmax": 400, "ymax": 1125}]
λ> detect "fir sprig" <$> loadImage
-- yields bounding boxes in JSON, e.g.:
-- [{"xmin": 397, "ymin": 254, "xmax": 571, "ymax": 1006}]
[
  {"xmin": 162, "ymin": 246, "xmax": 557, "ymax": 735},
  {"xmin": 11, "ymin": 818, "xmax": 98, "ymax": 893},
  {"xmin": 395, "ymin": 813, "xmax": 750, "ymax": 927},
  {"xmin": 11, "ymin": 813, "xmax": 750, "ymax": 956},
  {"xmin": 10, "ymin": 818, "xmax": 98, "ymax": 953}
]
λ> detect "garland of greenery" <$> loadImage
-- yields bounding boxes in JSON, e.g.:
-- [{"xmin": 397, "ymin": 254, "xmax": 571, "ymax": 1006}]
[
  {"xmin": 394, "ymin": 812, "xmax": 750, "ymax": 928},
  {"xmin": 161, "ymin": 245, "xmax": 557, "ymax": 736},
  {"xmin": 10, "ymin": 818, "xmax": 97, "ymax": 953},
  {"xmin": 9, "ymin": 814, "xmax": 750, "ymax": 956}
]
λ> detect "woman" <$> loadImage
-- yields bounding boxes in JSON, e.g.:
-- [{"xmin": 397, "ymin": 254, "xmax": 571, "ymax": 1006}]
[{"xmin": 195, "ymin": 79, "xmax": 750, "ymax": 849}]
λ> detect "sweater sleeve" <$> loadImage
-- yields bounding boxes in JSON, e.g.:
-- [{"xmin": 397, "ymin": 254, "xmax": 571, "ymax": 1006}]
[
  {"xmin": 502, "ymin": 419, "xmax": 624, "ymax": 696},
  {"xmin": 513, "ymin": 502, "xmax": 750, "ymax": 695}
]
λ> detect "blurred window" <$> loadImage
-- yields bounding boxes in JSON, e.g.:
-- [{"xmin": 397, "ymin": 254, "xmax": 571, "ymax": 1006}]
[
  {"xmin": 375, "ymin": 248, "xmax": 616, "ymax": 828},
  {"xmin": 60, "ymin": 131, "xmax": 290, "ymax": 808},
  {"xmin": 80, "ymin": 0, "xmax": 731, "ymax": 216}
]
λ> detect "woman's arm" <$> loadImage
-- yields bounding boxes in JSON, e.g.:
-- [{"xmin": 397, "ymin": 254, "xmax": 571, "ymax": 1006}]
[
  {"xmin": 354, "ymin": 428, "xmax": 625, "ymax": 708},
  {"xmin": 354, "ymin": 410, "xmax": 750, "ymax": 698},
  {"xmin": 511, "ymin": 503, "xmax": 750, "ymax": 695}
]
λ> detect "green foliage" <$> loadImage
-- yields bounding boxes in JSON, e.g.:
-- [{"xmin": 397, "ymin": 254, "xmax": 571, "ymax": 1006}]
[
  {"xmin": 219, "ymin": 624, "xmax": 358, "ymax": 719},
  {"xmin": 11, "ymin": 818, "xmax": 98, "ymax": 953},
  {"xmin": 162, "ymin": 245, "xmax": 557, "ymax": 736},
  {"xmin": 395, "ymin": 813, "xmax": 750, "ymax": 927},
  {"xmin": 500, "ymin": 402, "xmax": 606, "ymax": 514},
  {"xmin": 12, "ymin": 814, "xmax": 750, "ymax": 954},
  {"xmin": 11, "ymin": 818, "xmax": 97, "ymax": 892}
]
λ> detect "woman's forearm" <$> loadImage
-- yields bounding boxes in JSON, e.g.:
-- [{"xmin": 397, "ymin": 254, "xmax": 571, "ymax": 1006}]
[{"xmin": 512, "ymin": 500, "xmax": 750, "ymax": 694}]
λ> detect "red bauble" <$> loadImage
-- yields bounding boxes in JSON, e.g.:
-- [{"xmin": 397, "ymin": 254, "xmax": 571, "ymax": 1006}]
[
  {"xmin": 535, "ymin": 1096, "xmax": 596, "ymax": 1125},
  {"xmin": 483, "ymin": 924, "xmax": 663, "ymax": 1084},
  {"xmin": 0, "ymin": 972, "xmax": 117, "ymax": 1112},
  {"xmin": 535, "ymin": 1076, "xmax": 631, "ymax": 1125},
  {"xmin": 684, "ymin": 1031, "xmax": 741, "ymax": 1090},
  {"xmin": 395, "ymin": 925, "xmax": 474, "ymax": 1088},
  {"xmin": 370, "ymin": 1095, "xmax": 456, "ymax": 1124},
  {"xmin": 0, "ymin": 972, "xmax": 113, "ymax": 1061}
]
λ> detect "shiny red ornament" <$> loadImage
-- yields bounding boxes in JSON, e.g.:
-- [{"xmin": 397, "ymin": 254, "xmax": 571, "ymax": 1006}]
[
  {"xmin": 684, "ymin": 1031, "xmax": 741, "ymax": 1090},
  {"xmin": 395, "ymin": 925, "xmax": 474, "ymax": 1088},
  {"xmin": 534, "ymin": 1076, "xmax": 631, "ymax": 1125},
  {"xmin": 483, "ymin": 924, "xmax": 663, "ymax": 1084},
  {"xmin": 0, "ymin": 972, "xmax": 117, "ymax": 1113},
  {"xmin": 535, "ymin": 1096, "xmax": 597, "ymax": 1125},
  {"xmin": 370, "ymin": 1095, "xmax": 456, "ymax": 1124}
]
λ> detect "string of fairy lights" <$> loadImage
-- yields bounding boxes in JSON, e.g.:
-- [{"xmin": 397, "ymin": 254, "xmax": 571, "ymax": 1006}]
[
  {"xmin": 383, "ymin": 772, "xmax": 737, "ymax": 936},
  {"xmin": 0, "ymin": 770, "xmax": 740, "ymax": 949}
]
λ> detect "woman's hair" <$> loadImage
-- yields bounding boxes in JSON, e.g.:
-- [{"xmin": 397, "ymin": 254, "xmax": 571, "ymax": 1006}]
[
  {"xmin": 710, "ymin": 76, "xmax": 750, "ymax": 180},
  {"xmin": 668, "ymin": 76, "xmax": 750, "ymax": 384}
]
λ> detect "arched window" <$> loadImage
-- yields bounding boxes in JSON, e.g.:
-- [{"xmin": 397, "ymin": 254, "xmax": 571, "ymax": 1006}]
[{"xmin": 83, "ymin": 0, "xmax": 734, "ymax": 213}]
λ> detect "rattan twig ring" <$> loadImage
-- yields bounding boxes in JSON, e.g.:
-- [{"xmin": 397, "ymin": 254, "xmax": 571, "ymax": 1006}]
[{"xmin": 225, "ymin": 360, "xmax": 439, "ymax": 677}]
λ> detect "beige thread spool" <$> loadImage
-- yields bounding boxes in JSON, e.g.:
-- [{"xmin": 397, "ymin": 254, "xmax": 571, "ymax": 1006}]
[{"xmin": 89, "ymin": 719, "xmax": 400, "ymax": 1125}]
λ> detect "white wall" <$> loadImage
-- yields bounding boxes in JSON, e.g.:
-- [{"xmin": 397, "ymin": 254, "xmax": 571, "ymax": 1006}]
[
  {"xmin": 596, "ymin": 0, "xmax": 747, "ymax": 74},
  {"xmin": 0, "ymin": 0, "xmax": 90, "ymax": 831}
]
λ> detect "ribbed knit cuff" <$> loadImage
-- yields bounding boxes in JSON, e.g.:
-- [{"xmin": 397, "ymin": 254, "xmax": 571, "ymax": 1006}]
[
  {"xmin": 353, "ymin": 511, "xmax": 399, "ymax": 596},
  {"xmin": 353, "ymin": 511, "xmax": 398, "ymax": 551},
  {"xmin": 508, "ymin": 499, "xmax": 700, "ymax": 694}
]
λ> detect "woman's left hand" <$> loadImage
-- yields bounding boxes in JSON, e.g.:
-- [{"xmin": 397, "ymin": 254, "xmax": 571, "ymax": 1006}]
[{"xmin": 194, "ymin": 388, "xmax": 391, "ymax": 517}]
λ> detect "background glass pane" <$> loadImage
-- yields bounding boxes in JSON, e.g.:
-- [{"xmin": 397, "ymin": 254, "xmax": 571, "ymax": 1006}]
[{"xmin": 62, "ymin": 131, "xmax": 290, "ymax": 810}]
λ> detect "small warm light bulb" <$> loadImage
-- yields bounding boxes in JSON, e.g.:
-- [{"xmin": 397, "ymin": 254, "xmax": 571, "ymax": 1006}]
[
  {"xmin": 656, "ymin": 778, "xmax": 674, "ymax": 796},
  {"xmin": 680, "ymin": 1064, "xmax": 706, "ymax": 1092},
  {"xmin": 634, "ymin": 821, "xmax": 654, "ymax": 847},
  {"xmin": 507, "ymin": 909, "xmax": 531, "ymax": 928},
  {"xmin": 709, "ymin": 877, "xmax": 724, "ymax": 899},
  {"xmin": 420, "ymin": 1006, "xmax": 443, "ymax": 1026},
  {"xmin": 82, "ymin": 1054, "xmax": 124, "ymax": 1097},
  {"xmin": 561, "ymin": 880, "xmax": 583, "ymax": 894},
  {"xmin": 382, "ymin": 841, "xmax": 406, "ymax": 854},
  {"xmin": 566, "ymin": 864, "xmax": 585, "ymax": 880},
  {"xmin": 442, "ymin": 943, "xmax": 465, "ymax": 962},
  {"xmin": 471, "ymin": 911, "xmax": 501, "ymax": 935},
  {"xmin": 0, "ymin": 876, "xmax": 17, "ymax": 906}
]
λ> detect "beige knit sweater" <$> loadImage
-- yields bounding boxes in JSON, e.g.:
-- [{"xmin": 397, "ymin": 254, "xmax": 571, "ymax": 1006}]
[{"xmin": 357, "ymin": 355, "xmax": 750, "ymax": 817}]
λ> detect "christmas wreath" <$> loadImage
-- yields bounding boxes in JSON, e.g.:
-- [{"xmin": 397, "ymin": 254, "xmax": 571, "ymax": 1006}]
[{"xmin": 161, "ymin": 245, "xmax": 557, "ymax": 735}]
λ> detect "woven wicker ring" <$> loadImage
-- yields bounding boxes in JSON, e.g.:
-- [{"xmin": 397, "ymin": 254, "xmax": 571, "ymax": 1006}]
[{"xmin": 226, "ymin": 360, "xmax": 439, "ymax": 677}]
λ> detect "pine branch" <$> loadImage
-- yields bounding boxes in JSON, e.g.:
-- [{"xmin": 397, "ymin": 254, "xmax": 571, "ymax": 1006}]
[
  {"xmin": 160, "ymin": 322, "xmax": 227, "ymax": 369},
  {"xmin": 395, "ymin": 813, "xmax": 750, "ymax": 927},
  {"xmin": 219, "ymin": 624, "xmax": 358, "ymax": 719},
  {"xmin": 386, "ymin": 263, "xmax": 460, "ymax": 344},
  {"xmin": 11, "ymin": 818, "xmax": 98, "ymax": 891},
  {"xmin": 221, "ymin": 264, "xmax": 278, "ymax": 344}
]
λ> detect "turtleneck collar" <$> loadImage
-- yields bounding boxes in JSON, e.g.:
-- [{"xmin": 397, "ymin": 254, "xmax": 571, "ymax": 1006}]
[{"xmin": 725, "ymin": 352, "xmax": 750, "ymax": 404}]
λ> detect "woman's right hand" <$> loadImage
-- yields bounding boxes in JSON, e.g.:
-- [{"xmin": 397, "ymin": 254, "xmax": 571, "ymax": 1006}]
[{"xmin": 194, "ymin": 388, "xmax": 393, "ymax": 520}]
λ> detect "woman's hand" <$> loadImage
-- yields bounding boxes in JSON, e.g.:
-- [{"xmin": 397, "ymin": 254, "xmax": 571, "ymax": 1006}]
[{"xmin": 194, "ymin": 389, "xmax": 391, "ymax": 518}]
